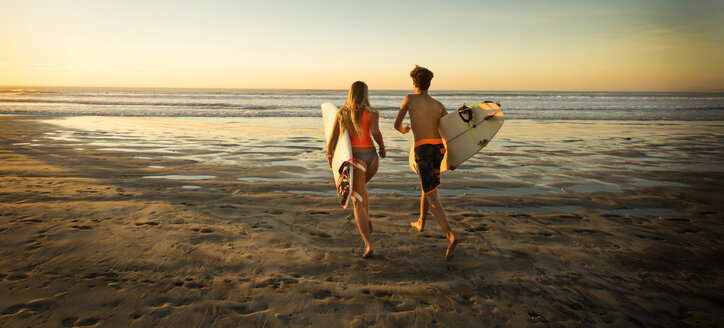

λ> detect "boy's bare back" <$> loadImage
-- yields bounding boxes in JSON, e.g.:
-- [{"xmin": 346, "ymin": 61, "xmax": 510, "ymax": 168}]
[{"xmin": 400, "ymin": 93, "xmax": 447, "ymax": 141}]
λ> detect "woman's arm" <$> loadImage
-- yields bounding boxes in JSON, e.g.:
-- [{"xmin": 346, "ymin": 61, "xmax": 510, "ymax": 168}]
[
  {"xmin": 370, "ymin": 112, "xmax": 385, "ymax": 158},
  {"xmin": 326, "ymin": 113, "xmax": 341, "ymax": 167}
]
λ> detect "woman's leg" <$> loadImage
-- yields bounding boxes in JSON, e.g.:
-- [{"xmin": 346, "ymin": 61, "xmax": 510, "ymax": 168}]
[
  {"xmin": 363, "ymin": 156, "xmax": 379, "ymax": 233},
  {"xmin": 365, "ymin": 156, "xmax": 379, "ymax": 183},
  {"xmin": 352, "ymin": 162, "xmax": 372, "ymax": 257}
]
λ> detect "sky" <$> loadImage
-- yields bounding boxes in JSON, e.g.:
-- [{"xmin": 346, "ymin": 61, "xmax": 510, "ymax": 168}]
[{"xmin": 1, "ymin": 0, "xmax": 723, "ymax": 91}]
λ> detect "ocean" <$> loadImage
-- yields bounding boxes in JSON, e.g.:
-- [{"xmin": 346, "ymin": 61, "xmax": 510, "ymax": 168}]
[
  {"xmin": 3, "ymin": 86, "xmax": 723, "ymax": 200},
  {"xmin": 2, "ymin": 87, "xmax": 724, "ymax": 121}
]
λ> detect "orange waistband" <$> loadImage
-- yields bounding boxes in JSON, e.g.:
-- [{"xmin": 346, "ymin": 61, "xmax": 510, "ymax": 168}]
[{"xmin": 414, "ymin": 138, "xmax": 443, "ymax": 148}]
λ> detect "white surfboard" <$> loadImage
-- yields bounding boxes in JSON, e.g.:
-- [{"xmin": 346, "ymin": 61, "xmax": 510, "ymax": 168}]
[
  {"xmin": 410, "ymin": 101, "xmax": 504, "ymax": 173},
  {"xmin": 321, "ymin": 102, "xmax": 364, "ymax": 208}
]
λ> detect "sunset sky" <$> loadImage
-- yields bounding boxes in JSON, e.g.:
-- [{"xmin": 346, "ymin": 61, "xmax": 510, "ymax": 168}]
[{"xmin": 1, "ymin": 0, "xmax": 722, "ymax": 91}]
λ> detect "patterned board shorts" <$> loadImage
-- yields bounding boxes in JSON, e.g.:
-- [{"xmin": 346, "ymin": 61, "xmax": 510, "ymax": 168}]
[{"xmin": 414, "ymin": 141, "xmax": 446, "ymax": 193}]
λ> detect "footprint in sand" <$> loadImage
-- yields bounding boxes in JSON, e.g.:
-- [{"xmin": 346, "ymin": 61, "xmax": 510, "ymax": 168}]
[
  {"xmin": 6, "ymin": 273, "xmax": 29, "ymax": 281},
  {"xmin": 172, "ymin": 298, "xmax": 194, "ymax": 306},
  {"xmin": 677, "ymin": 227, "xmax": 698, "ymax": 233},
  {"xmin": 373, "ymin": 290, "xmax": 391, "ymax": 298},
  {"xmin": 465, "ymin": 224, "xmax": 489, "ymax": 232},
  {"xmin": 383, "ymin": 299, "xmax": 415, "ymax": 312},
  {"xmin": 2, "ymin": 304, "xmax": 27, "ymax": 315},
  {"xmin": 72, "ymin": 317, "xmax": 100, "ymax": 326},
  {"xmin": 147, "ymin": 297, "xmax": 172, "ymax": 307},
  {"xmin": 312, "ymin": 290, "xmax": 333, "ymax": 300},
  {"xmin": 309, "ymin": 231, "xmax": 331, "ymax": 238},
  {"xmin": 461, "ymin": 213, "xmax": 485, "ymax": 218},
  {"xmin": 250, "ymin": 223, "xmax": 272, "ymax": 230},
  {"xmin": 601, "ymin": 213, "xmax": 622, "ymax": 219},
  {"xmin": 635, "ymin": 233, "xmax": 666, "ymax": 241},
  {"xmin": 2, "ymin": 299, "xmax": 52, "ymax": 315},
  {"xmin": 309, "ymin": 211, "xmax": 330, "ymax": 215},
  {"xmin": 134, "ymin": 221, "xmax": 159, "ymax": 226},
  {"xmin": 667, "ymin": 217, "xmax": 690, "ymax": 222},
  {"xmin": 230, "ymin": 303, "xmax": 269, "ymax": 315},
  {"xmin": 558, "ymin": 214, "xmax": 583, "ymax": 220},
  {"xmin": 62, "ymin": 317, "xmax": 79, "ymax": 327},
  {"xmin": 252, "ymin": 277, "xmax": 298, "ymax": 289},
  {"xmin": 184, "ymin": 281, "xmax": 204, "ymax": 289},
  {"xmin": 26, "ymin": 241, "xmax": 42, "ymax": 250},
  {"xmin": 573, "ymin": 228, "xmax": 604, "ymax": 234}
]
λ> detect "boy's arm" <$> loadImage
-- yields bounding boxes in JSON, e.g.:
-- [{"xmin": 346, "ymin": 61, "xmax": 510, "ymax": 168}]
[
  {"xmin": 394, "ymin": 95, "xmax": 411, "ymax": 134},
  {"xmin": 438, "ymin": 102, "xmax": 456, "ymax": 170}
]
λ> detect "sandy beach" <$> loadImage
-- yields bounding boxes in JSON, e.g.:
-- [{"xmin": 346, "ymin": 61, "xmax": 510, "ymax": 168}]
[{"xmin": 1, "ymin": 115, "xmax": 723, "ymax": 327}]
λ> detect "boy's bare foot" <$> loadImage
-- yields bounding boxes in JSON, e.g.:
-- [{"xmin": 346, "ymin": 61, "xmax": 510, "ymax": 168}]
[
  {"xmin": 410, "ymin": 218, "xmax": 425, "ymax": 232},
  {"xmin": 363, "ymin": 246, "xmax": 373, "ymax": 258},
  {"xmin": 445, "ymin": 236, "xmax": 458, "ymax": 261}
]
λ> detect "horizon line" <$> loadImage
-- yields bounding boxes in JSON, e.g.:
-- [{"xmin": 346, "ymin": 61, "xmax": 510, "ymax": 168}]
[{"xmin": 2, "ymin": 85, "xmax": 724, "ymax": 94}]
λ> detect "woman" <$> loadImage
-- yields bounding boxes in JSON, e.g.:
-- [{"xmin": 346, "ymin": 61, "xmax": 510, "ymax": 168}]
[{"xmin": 326, "ymin": 81, "xmax": 386, "ymax": 258}]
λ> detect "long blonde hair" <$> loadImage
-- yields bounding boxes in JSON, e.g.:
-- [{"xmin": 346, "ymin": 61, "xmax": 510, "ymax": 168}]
[{"xmin": 338, "ymin": 81, "xmax": 370, "ymax": 136}]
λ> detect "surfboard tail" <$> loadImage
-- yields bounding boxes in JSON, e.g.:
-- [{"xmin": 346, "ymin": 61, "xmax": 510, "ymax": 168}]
[
  {"xmin": 353, "ymin": 192, "xmax": 363, "ymax": 202},
  {"xmin": 336, "ymin": 164, "xmax": 352, "ymax": 208},
  {"xmin": 352, "ymin": 161, "xmax": 367, "ymax": 172},
  {"xmin": 336, "ymin": 158, "xmax": 366, "ymax": 175},
  {"xmin": 335, "ymin": 159, "xmax": 368, "ymax": 208}
]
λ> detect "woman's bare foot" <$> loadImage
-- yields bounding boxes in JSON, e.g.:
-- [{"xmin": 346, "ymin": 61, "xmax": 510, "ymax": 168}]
[
  {"xmin": 445, "ymin": 236, "xmax": 458, "ymax": 261},
  {"xmin": 363, "ymin": 246, "xmax": 373, "ymax": 258},
  {"xmin": 410, "ymin": 218, "xmax": 425, "ymax": 232}
]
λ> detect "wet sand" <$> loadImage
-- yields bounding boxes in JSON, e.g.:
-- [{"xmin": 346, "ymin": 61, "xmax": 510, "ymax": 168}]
[{"xmin": 1, "ymin": 115, "xmax": 723, "ymax": 327}]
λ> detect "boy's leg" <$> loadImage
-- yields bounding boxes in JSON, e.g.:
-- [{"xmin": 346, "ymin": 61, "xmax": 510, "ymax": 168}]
[
  {"xmin": 411, "ymin": 193, "xmax": 429, "ymax": 232},
  {"xmin": 424, "ymin": 190, "xmax": 457, "ymax": 261}
]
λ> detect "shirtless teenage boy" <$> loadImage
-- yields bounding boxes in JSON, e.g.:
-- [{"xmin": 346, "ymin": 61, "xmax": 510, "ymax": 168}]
[{"xmin": 394, "ymin": 65, "xmax": 457, "ymax": 261}]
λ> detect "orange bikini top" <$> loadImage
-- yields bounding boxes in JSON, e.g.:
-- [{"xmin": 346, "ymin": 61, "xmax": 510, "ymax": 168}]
[{"xmin": 349, "ymin": 107, "xmax": 375, "ymax": 148}]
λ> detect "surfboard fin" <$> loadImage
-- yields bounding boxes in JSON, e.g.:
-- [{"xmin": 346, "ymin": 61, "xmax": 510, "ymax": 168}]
[
  {"xmin": 353, "ymin": 162, "xmax": 367, "ymax": 172},
  {"xmin": 353, "ymin": 192, "xmax": 363, "ymax": 202}
]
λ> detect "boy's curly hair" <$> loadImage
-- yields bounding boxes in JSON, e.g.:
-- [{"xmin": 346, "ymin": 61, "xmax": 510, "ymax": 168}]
[{"xmin": 410, "ymin": 65, "xmax": 433, "ymax": 91}]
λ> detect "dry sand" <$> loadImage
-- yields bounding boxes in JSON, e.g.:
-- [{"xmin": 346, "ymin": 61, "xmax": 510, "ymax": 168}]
[{"xmin": 1, "ymin": 116, "xmax": 723, "ymax": 327}]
